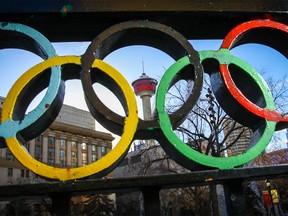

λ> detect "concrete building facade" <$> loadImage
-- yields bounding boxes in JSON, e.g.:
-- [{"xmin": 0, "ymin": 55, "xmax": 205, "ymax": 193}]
[
  {"xmin": 222, "ymin": 118, "xmax": 253, "ymax": 156},
  {"xmin": 0, "ymin": 97, "xmax": 114, "ymax": 185}
]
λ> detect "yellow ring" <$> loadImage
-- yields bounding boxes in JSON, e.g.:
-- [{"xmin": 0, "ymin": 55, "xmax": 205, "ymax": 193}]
[{"xmin": 4, "ymin": 56, "xmax": 138, "ymax": 180}]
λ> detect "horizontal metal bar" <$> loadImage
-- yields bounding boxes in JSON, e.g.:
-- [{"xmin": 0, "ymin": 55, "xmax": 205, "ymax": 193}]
[
  {"xmin": 0, "ymin": 165, "xmax": 288, "ymax": 201},
  {"xmin": 0, "ymin": 0, "xmax": 287, "ymax": 41},
  {"xmin": 0, "ymin": 0, "xmax": 287, "ymax": 13}
]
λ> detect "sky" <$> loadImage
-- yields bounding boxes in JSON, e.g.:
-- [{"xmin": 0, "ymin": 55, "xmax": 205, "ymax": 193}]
[{"xmin": 0, "ymin": 39, "xmax": 287, "ymax": 149}]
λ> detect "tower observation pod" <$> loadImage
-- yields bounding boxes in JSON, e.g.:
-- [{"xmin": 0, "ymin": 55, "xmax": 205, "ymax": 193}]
[{"xmin": 132, "ymin": 72, "xmax": 158, "ymax": 120}]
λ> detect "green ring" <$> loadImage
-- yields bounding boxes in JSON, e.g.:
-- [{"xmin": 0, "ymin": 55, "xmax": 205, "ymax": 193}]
[{"xmin": 156, "ymin": 51, "xmax": 276, "ymax": 169}]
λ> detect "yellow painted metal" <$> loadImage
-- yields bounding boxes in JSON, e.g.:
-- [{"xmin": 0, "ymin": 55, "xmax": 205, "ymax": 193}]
[{"xmin": 3, "ymin": 56, "xmax": 138, "ymax": 181}]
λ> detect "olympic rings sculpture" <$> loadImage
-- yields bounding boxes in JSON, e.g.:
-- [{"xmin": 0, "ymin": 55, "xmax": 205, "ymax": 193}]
[{"xmin": 0, "ymin": 19, "xmax": 287, "ymax": 180}]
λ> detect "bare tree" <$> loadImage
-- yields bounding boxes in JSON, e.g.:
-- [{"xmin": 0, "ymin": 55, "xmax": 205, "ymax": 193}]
[
  {"xmin": 120, "ymin": 67, "xmax": 288, "ymax": 215},
  {"xmin": 166, "ymin": 76, "xmax": 252, "ymax": 158}
]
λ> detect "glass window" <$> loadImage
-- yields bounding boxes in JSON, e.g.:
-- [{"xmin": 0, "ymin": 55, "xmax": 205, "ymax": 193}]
[
  {"xmin": 35, "ymin": 145, "xmax": 42, "ymax": 155},
  {"xmin": 101, "ymin": 146, "xmax": 106, "ymax": 154},
  {"xmin": 60, "ymin": 149, "xmax": 66, "ymax": 157},
  {"xmin": 48, "ymin": 159, "xmax": 55, "ymax": 165},
  {"xmin": 71, "ymin": 160, "xmax": 77, "ymax": 168},
  {"xmin": 48, "ymin": 136, "xmax": 55, "ymax": 145},
  {"xmin": 72, "ymin": 141, "xmax": 77, "ymax": 148},
  {"xmin": 92, "ymin": 145, "xmax": 97, "ymax": 152},
  {"xmin": 48, "ymin": 147, "xmax": 54, "ymax": 157},
  {"xmin": 36, "ymin": 135, "xmax": 43, "ymax": 143},
  {"xmin": 71, "ymin": 151, "xmax": 76, "ymax": 158},
  {"xmin": 60, "ymin": 160, "xmax": 65, "ymax": 167},
  {"xmin": 92, "ymin": 154, "xmax": 97, "ymax": 162},
  {"xmin": 21, "ymin": 169, "xmax": 25, "ymax": 178},
  {"xmin": 60, "ymin": 139, "xmax": 66, "ymax": 147},
  {"xmin": 82, "ymin": 143, "xmax": 87, "ymax": 150},
  {"xmin": 26, "ymin": 170, "xmax": 29, "ymax": 178},
  {"xmin": 82, "ymin": 152, "xmax": 87, "ymax": 166},
  {"xmin": 8, "ymin": 168, "xmax": 13, "ymax": 177},
  {"xmin": 6, "ymin": 151, "xmax": 14, "ymax": 161}
]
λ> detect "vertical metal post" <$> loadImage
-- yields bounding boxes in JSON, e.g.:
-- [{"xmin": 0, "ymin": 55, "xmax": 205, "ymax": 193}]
[
  {"xmin": 142, "ymin": 187, "xmax": 161, "ymax": 216},
  {"xmin": 223, "ymin": 180, "xmax": 247, "ymax": 216},
  {"xmin": 50, "ymin": 192, "xmax": 72, "ymax": 216}
]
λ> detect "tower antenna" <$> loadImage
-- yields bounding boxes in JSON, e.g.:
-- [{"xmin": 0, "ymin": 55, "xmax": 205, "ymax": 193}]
[{"xmin": 142, "ymin": 59, "xmax": 145, "ymax": 75}]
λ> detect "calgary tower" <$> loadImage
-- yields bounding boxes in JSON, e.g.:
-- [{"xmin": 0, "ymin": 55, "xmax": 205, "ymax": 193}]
[{"xmin": 131, "ymin": 69, "xmax": 158, "ymax": 121}]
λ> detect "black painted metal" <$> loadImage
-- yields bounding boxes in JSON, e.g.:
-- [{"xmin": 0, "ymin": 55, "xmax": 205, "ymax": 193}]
[
  {"xmin": 50, "ymin": 193, "xmax": 72, "ymax": 216},
  {"xmin": 223, "ymin": 180, "xmax": 247, "ymax": 216},
  {"xmin": 0, "ymin": 166, "xmax": 287, "ymax": 215},
  {"xmin": 0, "ymin": 1, "xmax": 287, "ymax": 215},
  {"xmin": 142, "ymin": 187, "xmax": 161, "ymax": 216},
  {"xmin": 0, "ymin": 166, "xmax": 287, "ymax": 200},
  {"xmin": 81, "ymin": 20, "xmax": 203, "ymax": 140},
  {"xmin": 0, "ymin": 0, "xmax": 287, "ymax": 42}
]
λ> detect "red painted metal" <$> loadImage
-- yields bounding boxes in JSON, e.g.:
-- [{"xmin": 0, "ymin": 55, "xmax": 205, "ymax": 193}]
[
  {"xmin": 220, "ymin": 19, "xmax": 288, "ymax": 123},
  {"xmin": 222, "ymin": 19, "xmax": 288, "ymax": 49},
  {"xmin": 132, "ymin": 79, "xmax": 157, "ymax": 93},
  {"xmin": 220, "ymin": 64, "xmax": 285, "ymax": 122}
]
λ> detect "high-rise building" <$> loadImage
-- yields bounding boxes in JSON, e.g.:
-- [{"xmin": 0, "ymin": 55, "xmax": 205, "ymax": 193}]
[
  {"xmin": 0, "ymin": 97, "xmax": 114, "ymax": 185},
  {"xmin": 222, "ymin": 118, "xmax": 253, "ymax": 156}
]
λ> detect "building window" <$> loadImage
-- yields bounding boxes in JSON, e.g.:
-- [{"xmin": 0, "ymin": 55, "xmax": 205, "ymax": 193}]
[
  {"xmin": 92, "ymin": 145, "xmax": 97, "ymax": 152},
  {"xmin": 82, "ymin": 152, "xmax": 87, "ymax": 166},
  {"xmin": 60, "ymin": 149, "xmax": 66, "ymax": 157},
  {"xmin": 21, "ymin": 169, "xmax": 25, "ymax": 178},
  {"xmin": 6, "ymin": 151, "xmax": 14, "ymax": 161},
  {"xmin": 92, "ymin": 154, "xmax": 97, "ymax": 162},
  {"xmin": 60, "ymin": 139, "xmax": 66, "ymax": 147},
  {"xmin": 82, "ymin": 143, "xmax": 87, "ymax": 150},
  {"xmin": 26, "ymin": 170, "xmax": 29, "ymax": 178},
  {"xmin": 48, "ymin": 159, "xmax": 55, "ymax": 165},
  {"xmin": 35, "ymin": 145, "xmax": 42, "ymax": 161},
  {"xmin": 60, "ymin": 160, "xmax": 65, "ymax": 167},
  {"xmin": 101, "ymin": 146, "xmax": 106, "ymax": 155},
  {"xmin": 48, "ymin": 136, "xmax": 55, "ymax": 145},
  {"xmin": 35, "ymin": 146, "xmax": 42, "ymax": 154},
  {"xmin": 8, "ymin": 168, "xmax": 13, "ymax": 177},
  {"xmin": 72, "ymin": 141, "xmax": 77, "ymax": 148},
  {"xmin": 71, "ymin": 159, "xmax": 77, "ymax": 168},
  {"xmin": 71, "ymin": 151, "xmax": 76, "ymax": 158},
  {"xmin": 48, "ymin": 147, "xmax": 55, "ymax": 157},
  {"xmin": 36, "ymin": 135, "xmax": 43, "ymax": 143}
]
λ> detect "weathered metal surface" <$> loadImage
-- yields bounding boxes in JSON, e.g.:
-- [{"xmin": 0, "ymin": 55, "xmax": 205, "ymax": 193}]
[
  {"xmin": 80, "ymin": 20, "xmax": 203, "ymax": 139},
  {"xmin": 0, "ymin": 1, "xmax": 287, "ymax": 41},
  {"xmin": 0, "ymin": 55, "xmax": 138, "ymax": 180},
  {"xmin": 0, "ymin": 0, "xmax": 287, "ymax": 13},
  {"xmin": 0, "ymin": 19, "xmax": 288, "ymax": 179},
  {"xmin": 0, "ymin": 165, "xmax": 288, "ymax": 201}
]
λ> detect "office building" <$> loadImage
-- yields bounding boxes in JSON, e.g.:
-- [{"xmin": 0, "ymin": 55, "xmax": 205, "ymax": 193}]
[
  {"xmin": 222, "ymin": 118, "xmax": 253, "ymax": 156},
  {"xmin": 0, "ymin": 97, "xmax": 114, "ymax": 185}
]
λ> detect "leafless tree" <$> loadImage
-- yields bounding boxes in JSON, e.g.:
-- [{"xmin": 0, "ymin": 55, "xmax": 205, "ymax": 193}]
[{"xmin": 122, "ymin": 67, "xmax": 288, "ymax": 215}]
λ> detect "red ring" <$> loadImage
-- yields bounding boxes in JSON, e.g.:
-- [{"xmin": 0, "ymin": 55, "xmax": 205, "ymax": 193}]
[{"xmin": 221, "ymin": 19, "xmax": 288, "ymax": 123}]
